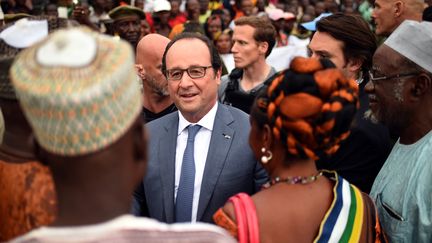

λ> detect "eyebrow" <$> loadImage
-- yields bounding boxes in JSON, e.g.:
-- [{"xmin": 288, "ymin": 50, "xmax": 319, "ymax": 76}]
[{"xmin": 310, "ymin": 48, "xmax": 333, "ymax": 57}]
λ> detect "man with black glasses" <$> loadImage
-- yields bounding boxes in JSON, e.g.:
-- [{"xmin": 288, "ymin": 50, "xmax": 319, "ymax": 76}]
[{"xmin": 132, "ymin": 32, "xmax": 268, "ymax": 223}]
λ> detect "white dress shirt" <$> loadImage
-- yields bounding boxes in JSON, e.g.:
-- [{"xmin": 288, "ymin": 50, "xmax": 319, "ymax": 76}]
[{"xmin": 174, "ymin": 102, "xmax": 218, "ymax": 222}]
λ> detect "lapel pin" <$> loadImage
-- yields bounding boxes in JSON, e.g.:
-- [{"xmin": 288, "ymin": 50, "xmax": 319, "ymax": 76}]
[{"xmin": 223, "ymin": 133, "xmax": 231, "ymax": 139}]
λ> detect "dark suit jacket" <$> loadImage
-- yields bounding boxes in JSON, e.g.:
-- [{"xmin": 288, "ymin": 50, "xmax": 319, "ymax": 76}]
[{"xmin": 132, "ymin": 103, "xmax": 268, "ymax": 223}]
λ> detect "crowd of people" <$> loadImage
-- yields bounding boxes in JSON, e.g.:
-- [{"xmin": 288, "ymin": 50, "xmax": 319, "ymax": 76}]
[{"xmin": 0, "ymin": 0, "xmax": 431, "ymax": 242}]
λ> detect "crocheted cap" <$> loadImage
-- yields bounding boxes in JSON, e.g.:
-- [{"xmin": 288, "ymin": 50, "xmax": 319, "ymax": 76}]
[
  {"xmin": 384, "ymin": 20, "xmax": 432, "ymax": 73},
  {"xmin": 10, "ymin": 27, "xmax": 143, "ymax": 156}
]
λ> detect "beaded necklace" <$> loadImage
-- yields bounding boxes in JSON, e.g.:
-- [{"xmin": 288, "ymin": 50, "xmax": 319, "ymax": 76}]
[{"xmin": 262, "ymin": 170, "xmax": 324, "ymax": 189}]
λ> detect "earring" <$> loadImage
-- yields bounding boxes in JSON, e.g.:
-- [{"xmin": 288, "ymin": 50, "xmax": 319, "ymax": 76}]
[{"xmin": 261, "ymin": 147, "xmax": 273, "ymax": 164}]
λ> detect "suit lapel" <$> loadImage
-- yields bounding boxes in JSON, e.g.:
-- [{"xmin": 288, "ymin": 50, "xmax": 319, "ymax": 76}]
[
  {"xmin": 159, "ymin": 115, "xmax": 179, "ymax": 223},
  {"xmin": 196, "ymin": 104, "xmax": 234, "ymax": 221}
]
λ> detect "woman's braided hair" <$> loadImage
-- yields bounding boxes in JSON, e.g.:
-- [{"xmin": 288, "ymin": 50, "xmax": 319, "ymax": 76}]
[{"xmin": 253, "ymin": 57, "xmax": 359, "ymax": 161}]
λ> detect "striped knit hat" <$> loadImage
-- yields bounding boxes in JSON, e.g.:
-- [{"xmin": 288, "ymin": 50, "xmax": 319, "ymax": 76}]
[{"xmin": 10, "ymin": 27, "xmax": 142, "ymax": 156}]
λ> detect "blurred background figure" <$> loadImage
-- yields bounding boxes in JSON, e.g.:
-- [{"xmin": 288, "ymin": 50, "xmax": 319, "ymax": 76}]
[
  {"xmin": 108, "ymin": 5, "xmax": 143, "ymax": 49},
  {"xmin": 139, "ymin": 18, "xmax": 150, "ymax": 38},
  {"xmin": 214, "ymin": 28, "xmax": 232, "ymax": 54},
  {"xmin": 152, "ymin": 0, "xmax": 171, "ymax": 37},
  {"xmin": 204, "ymin": 14, "xmax": 224, "ymax": 40},
  {"xmin": 168, "ymin": 0, "xmax": 187, "ymax": 28},
  {"xmin": 267, "ymin": 8, "xmax": 296, "ymax": 47},
  {"xmin": 199, "ymin": 0, "xmax": 211, "ymax": 23}
]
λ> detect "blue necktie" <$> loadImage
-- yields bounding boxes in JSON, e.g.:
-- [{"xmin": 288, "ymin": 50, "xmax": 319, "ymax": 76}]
[{"xmin": 175, "ymin": 125, "xmax": 201, "ymax": 222}]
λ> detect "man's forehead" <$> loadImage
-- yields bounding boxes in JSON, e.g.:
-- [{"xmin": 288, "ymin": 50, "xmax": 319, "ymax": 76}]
[
  {"xmin": 166, "ymin": 38, "xmax": 210, "ymax": 64},
  {"xmin": 233, "ymin": 25, "xmax": 256, "ymax": 39},
  {"xmin": 309, "ymin": 31, "xmax": 344, "ymax": 51},
  {"xmin": 373, "ymin": 45, "xmax": 401, "ymax": 70},
  {"xmin": 374, "ymin": 0, "xmax": 395, "ymax": 6},
  {"xmin": 114, "ymin": 14, "xmax": 140, "ymax": 23}
]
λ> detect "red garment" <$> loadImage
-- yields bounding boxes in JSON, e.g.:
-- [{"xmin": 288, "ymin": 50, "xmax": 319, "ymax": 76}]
[
  {"xmin": 0, "ymin": 159, "xmax": 56, "ymax": 241},
  {"xmin": 145, "ymin": 12, "xmax": 155, "ymax": 33},
  {"xmin": 168, "ymin": 13, "xmax": 187, "ymax": 28}
]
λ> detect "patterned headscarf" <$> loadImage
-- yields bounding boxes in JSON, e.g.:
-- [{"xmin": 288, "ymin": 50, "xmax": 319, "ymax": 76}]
[{"xmin": 253, "ymin": 57, "xmax": 359, "ymax": 160}]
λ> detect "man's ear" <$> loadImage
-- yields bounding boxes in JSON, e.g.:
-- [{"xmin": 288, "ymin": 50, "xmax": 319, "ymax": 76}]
[
  {"xmin": 258, "ymin": 41, "xmax": 269, "ymax": 56},
  {"xmin": 215, "ymin": 68, "xmax": 222, "ymax": 85},
  {"xmin": 411, "ymin": 73, "xmax": 432, "ymax": 100},
  {"xmin": 394, "ymin": 1, "xmax": 404, "ymax": 17},
  {"xmin": 346, "ymin": 58, "xmax": 363, "ymax": 75},
  {"xmin": 135, "ymin": 64, "xmax": 146, "ymax": 80}
]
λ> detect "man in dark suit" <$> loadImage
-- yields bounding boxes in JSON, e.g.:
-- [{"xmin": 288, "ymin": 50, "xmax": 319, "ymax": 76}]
[{"xmin": 132, "ymin": 32, "xmax": 268, "ymax": 223}]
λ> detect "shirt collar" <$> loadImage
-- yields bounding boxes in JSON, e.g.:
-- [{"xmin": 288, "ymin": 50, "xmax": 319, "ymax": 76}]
[{"xmin": 177, "ymin": 102, "xmax": 218, "ymax": 135}]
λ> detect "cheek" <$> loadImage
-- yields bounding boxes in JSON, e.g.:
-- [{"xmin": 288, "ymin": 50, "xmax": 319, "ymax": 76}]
[
  {"xmin": 330, "ymin": 56, "xmax": 345, "ymax": 69},
  {"xmin": 168, "ymin": 82, "xmax": 177, "ymax": 94}
]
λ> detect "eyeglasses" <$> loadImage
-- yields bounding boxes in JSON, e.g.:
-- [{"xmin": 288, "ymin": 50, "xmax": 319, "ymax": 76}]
[
  {"xmin": 165, "ymin": 66, "xmax": 213, "ymax": 81},
  {"xmin": 368, "ymin": 71, "xmax": 419, "ymax": 85}
]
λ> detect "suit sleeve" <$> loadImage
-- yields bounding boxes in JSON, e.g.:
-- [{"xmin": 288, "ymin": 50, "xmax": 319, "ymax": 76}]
[{"xmin": 131, "ymin": 182, "xmax": 150, "ymax": 217}]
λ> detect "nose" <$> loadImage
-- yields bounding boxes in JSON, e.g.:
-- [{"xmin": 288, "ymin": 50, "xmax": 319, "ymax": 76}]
[
  {"xmin": 128, "ymin": 22, "xmax": 138, "ymax": 32},
  {"xmin": 178, "ymin": 72, "xmax": 194, "ymax": 88},
  {"xmin": 371, "ymin": 8, "xmax": 377, "ymax": 19},
  {"xmin": 231, "ymin": 42, "xmax": 238, "ymax": 53},
  {"xmin": 364, "ymin": 79, "xmax": 375, "ymax": 94}
]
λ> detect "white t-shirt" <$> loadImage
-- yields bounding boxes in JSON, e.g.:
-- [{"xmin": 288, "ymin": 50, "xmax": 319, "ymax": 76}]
[{"xmin": 10, "ymin": 215, "xmax": 235, "ymax": 243}]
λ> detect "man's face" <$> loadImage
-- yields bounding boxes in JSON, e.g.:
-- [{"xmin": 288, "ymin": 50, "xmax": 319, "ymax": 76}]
[
  {"xmin": 221, "ymin": 9, "xmax": 232, "ymax": 27},
  {"xmin": 171, "ymin": 0, "xmax": 180, "ymax": 14},
  {"xmin": 114, "ymin": 15, "xmax": 142, "ymax": 48},
  {"xmin": 372, "ymin": 0, "xmax": 398, "ymax": 36},
  {"xmin": 364, "ymin": 45, "xmax": 412, "ymax": 134},
  {"xmin": 241, "ymin": 0, "xmax": 254, "ymax": 16},
  {"xmin": 308, "ymin": 31, "xmax": 352, "ymax": 77},
  {"xmin": 283, "ymin": 18, "xmax": 296, "ymax": 34},
  {"xmin": 199, "ymin": 0, "xmax": 209, "ymax": 14},
  {"xmin": 186, "ymin": 0, "xmax": 200, "ymax": 20},
  {"xmin": 165, "ymin": 38, "xmax": 220, "ymax": 122},
  {"xmin": 155, "ymin": 11, "xmax": 170, "ymax": 24},
  {"xmin": 140, "ymin": 20, "xmax": 151, "ymax": 37},
  {"xmin": 142, "ymin": 48, "xmax": 169, "ymax": 97},
  {"xmin": 135, "ymin": 0, "xmax": 145, "ymax": 10},
  {"xmin": 231, "ymin": 25, "xmax": 263, "ymax": 69},
  {"xmin": 315, "ymin": 2, "xmax": 325, "ymax": 15}
]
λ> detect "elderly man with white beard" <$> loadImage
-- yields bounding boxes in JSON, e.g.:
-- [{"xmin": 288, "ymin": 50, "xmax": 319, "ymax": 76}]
[{"xmin": 365, "ymin": 20, "xmax": 432, "ymax": 242}]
